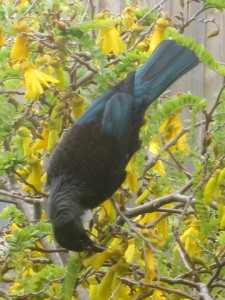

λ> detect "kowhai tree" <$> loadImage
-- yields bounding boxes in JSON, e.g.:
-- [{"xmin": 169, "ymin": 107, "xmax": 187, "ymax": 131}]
[{"xmin": 0, "ymin": 0, "xmax": 225, "ymax": 299}]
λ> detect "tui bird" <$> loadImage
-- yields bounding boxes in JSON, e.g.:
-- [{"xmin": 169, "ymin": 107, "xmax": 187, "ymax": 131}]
[{"xmin": 47, "ymin": 40, "xmax": 199, "ymax": 252}]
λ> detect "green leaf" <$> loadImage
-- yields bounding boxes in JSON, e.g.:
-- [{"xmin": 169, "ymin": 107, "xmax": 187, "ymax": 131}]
[
  {"xmin": 29, "ymin": 264, "xmax": 64, "ymax": 292},
  {"xmin": 0, "ymin": 205, "xmax": 25, "ymax": 224},
  {"xmin": 156, "ymin": 93, "xmax": 205, "ymax": 124},
  {"xmin": 204, "ymin": 0, "xmax": 225, "ymax": 10},
  {"xmin": 218, "ymin": 232, "xmax": 225, "ymax": 245},
  {"xmin": 63, "ymin": 254, "xmax": 82, "ymax": 300},
  {"xmin": 70, "ymin": 18, "xmax": 118, "ymax": 33},
  {"xmin": 0, "ymin": 151, "xmax": 26, "ymax": 174},
  {"xmin": 164, "ymin": 28, "xmax": 225, "ymax": 76}
]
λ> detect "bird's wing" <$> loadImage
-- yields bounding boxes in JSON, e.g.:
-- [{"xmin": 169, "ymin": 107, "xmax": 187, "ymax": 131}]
[
  {"xmin": 75, "ymin": 89, "xmax": 114, "ymax": 125},
  {"xmin": 101, "ymin": 92, "xmax": 134, "ymax": 149}
]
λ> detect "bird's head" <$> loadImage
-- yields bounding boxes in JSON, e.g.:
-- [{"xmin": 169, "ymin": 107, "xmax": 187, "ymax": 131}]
[
  {"xmin": 47, "ymin": 177, "xmax": 106, "ymax": 252},
  {"xmin": 52, "ymin": 217, "xmax": 106, "ymax": 252}
]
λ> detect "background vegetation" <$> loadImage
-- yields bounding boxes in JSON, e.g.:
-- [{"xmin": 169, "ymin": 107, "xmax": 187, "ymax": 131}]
[{"xmin": 0, "ymin": 0, "xmax": 225, "ymax": 299}]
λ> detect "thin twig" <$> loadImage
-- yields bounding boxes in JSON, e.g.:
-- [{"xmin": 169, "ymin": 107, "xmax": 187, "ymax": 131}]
[
  {"xmin": 73, "ymin": 71, "xmax": 97, "ymax": 89},
  {"xmin": 0, "ymin": 189, "xmax": 43, "ymax": 204},
  {"xmin": 201, "ymin": 80, "xmax": 225, "ymax": 155},
  {"xmin": 144, "ymin": 128, "xmax": 188, "ymax": 174},
  {"xmin": 0, "ymin": 89, "xmax": 25, "ymax": 95},
  {"xmin": 122, "ymin": 193, "xmax": 191, "ymax": 220},
  {"xmin": 29, "ymin": 246, "xmax": 68, "ymax": 253},
  {"xmin": 14, "ymin": 170, "xmax": 47, "ymax": 197},
  {"xmin": 111, "ymin": 198, "xmax": 156, "ymax": 252},
  {"xmin": 180, "ymin": 6, "xmax": 206, "ymax": 32},
  {"xmin": 69, "ymin": 51, "xmax": 98, "ymax": 72},
  {"xmin": 119, "ymin": 277, "xmax": 197, "ymax": 300},
  {"xmin": 138, "ymin": 0, "xmax": 166, "ymax": 24},
  {"xmin": 19, "ymin": 0, "xmax": 39, "ymax": 18}
]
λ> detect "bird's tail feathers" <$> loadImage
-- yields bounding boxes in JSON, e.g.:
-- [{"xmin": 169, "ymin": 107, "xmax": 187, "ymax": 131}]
[{"xmin": 135, "ymin": 39, "xmax": 199, "ymax": 102}]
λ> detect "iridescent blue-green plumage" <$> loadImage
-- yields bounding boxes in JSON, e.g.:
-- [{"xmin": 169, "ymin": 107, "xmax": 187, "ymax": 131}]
[{"xmin": 47, "ymin": 40, "xmax": 199, "ymax": 252}]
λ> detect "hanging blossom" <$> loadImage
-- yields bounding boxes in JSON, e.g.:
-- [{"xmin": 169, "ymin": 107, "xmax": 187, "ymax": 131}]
[
  {"xmin": 174, "ymin": 215, "xmax": 203, "ymax": 261},
  {"xmin": 159, "ymin": 113, "xmax": 190, "ymax": 154},
  {"xmin": 10, "ymin": 20, "xmax": 30, "ymax": 64},
  {"xmin": 136, "ymin": 15, "xmax": 169, "ymax": 53},
  {"xmin": 123, "ymin": 155, "xmax": 138, "ymax": 192},
  {"xmin": 96, "ymin": 10, "xmax": 126, "ymax": 55},
  {"xmin": 149, "ymin": 135, "xmax": 167, "ymax": 177},
  {"xmin": 148, "ymin": 16, "xmax": 170, "ymax": 55},
  {"xmin": 121, "ymin": 1, "xmax": 141, "ymax": 30},
  {"xmin": 0, "ymin": 26, "xmax": 5, "ymax": 46},
  {"xmin": 19, "ymin": 0, "xmax": 29, "ymax": 7},
  {"xmin": 18, "ymin": 61, "xmax": 59, "ymax": 100}
]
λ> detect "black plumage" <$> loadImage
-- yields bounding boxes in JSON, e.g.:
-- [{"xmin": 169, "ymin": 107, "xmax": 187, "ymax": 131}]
[{"xmin": 47, "ymin": 40, "xmax": 199, "ymax": 252}]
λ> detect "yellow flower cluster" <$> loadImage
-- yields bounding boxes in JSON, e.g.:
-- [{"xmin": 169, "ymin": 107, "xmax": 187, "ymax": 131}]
[
  {"xmin": 16, "ymin": 99, "xmax": 66, "ymax": 193},
  {"xmin": 19, "ymin": 61, "xmax": 59, "ymax": 100},
  {"xmin": 9, "ymin": 20, "xmax": 60, "ymax": 100},
  {"xmin": 0, "ymin": 26, "xmax": 5, "ymax": 46},
  {"xmin": 174, "ymin": 216, "xmax": 203, "ymax": 261},
  {"xmin": 203, "ymin": 167, "xmax": 225, "ymax": 229},
  {"xmin": 96, "ymin": 4, "xmax": 169, "ymax": 57},
  {"xmin": 96, "ymin": 11, "xmax": 126, "ymax": 55},
  {"xmin": 149, "ymin": 112, "xmax": 189, "ymax": 176}
]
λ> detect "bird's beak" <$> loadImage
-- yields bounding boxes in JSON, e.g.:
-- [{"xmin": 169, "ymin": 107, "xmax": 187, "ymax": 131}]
[{"xmin": 88, "ymin": 243, "xmax": 107, "ymax": 253}]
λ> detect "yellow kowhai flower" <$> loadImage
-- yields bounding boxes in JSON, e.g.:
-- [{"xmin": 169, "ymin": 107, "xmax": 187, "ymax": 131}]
[
  {"xmin": 41, "ymin": 172, "xmax": 47, "ymax": 183},
  {"xmin": 143, "ymin": 246, "xmax": 156, "ymax": 282},
  {"xmin": 35, "ymin": 55, "xmax": 54, "ymax": 76},
  {"xmin": 140, "ymin": 211, "xmax": 169, "ymax": 247},
  {"xmin": 99, "ymin": 199, "xmax": 116, "ymax": 223},
  {"xmin": 174, "ymin": 216, "xmax": 202, "ymax": 259},
  {"xmin": 124, "ymin": 155, "xmax": 138, "ymax": 192},
  {"xmin": 10, "ymin": 21, "xmax": 30, "ymax": 64},
  {"xmin": 149, "ymin": 136, "xmax": 167, "ymax": 177},
  {"xmin": 17, "ymin": 126, "xmax": 33, "ymax": 157},
  {"xmin": 11, "ymin": 223, "xmax": 21, "ymax": 232},
  {"xmin": 51, "ymin": 60, "xmax": 65, "ymax": 91},
  {"xmin": 135, "ymin": 181, "xmax": 158, "ymax": 204},
  {"xmin": 203, "ymin": 169, "xmax": 220, "ymax": 206},
  {"xmin": 36, "ymin": 55, "xmax": 65, "ymax": 91},
  {"xmin": 19, "ymin": 61, "xmax": 59, "ymax": 100},
  {"xmin": 22, "ymin": 264, "xmax": 36, "ymax": 277},
  {"xmin": 9, "ymin": 282, "xmax": 24, "ymax": 293},
  {"xmin": 136, "ymin": 36, "xmax": 151, "ymax": 52},
  {"xmin": 148, "ymin": 17, "xmax": 169, "ymax": 55},
  {"xmin": 22, "ymin": 155, "xmax": 43, "ymax": 193},
  {"xmin": 83, "ymin": 244, "xmax": 124, "ymax": 270},
  {"xmin": 97, "ymin": 26, "xmax": 126, "ymax": 55},
  {"xmin": 71, "ymin": 94, "xmax": 85, "ymax": 120},
  {"xmin": 96, "ymin": 11, "xmax": 126, "ymax": 55},
  {"xmin": 47, "ymin": 102, "xmax": 65, "ymax": 154},
  {"xmin": 31, "ymin": 241, "xmax": 48, "ymax": 258},
  {"xmin": 19, "ymin": 0, "xmax": 29, "ymax": 7},
  {"xmin": 218, "ymin": 203, "xmax": 225, "ymax": 229},
  {"xmin": 151, "ymin": 289, "xmax": 167, "ymax": 300},
  {"xmin": 124, "ymin": 238, "xmax": 140, "ymax": 263},
  {"xmin": 121, "ymin": 4, "xmax": 139, "ymax": 30},
  {"xmin": 4, "ymin": 222, "xmax": 21, "ymax": 239},
  {"xmin": 89, "ymin": 284, "xmax": 98, "ymax": 300},
  {"xmin": 32, "ymin": 123, "xmax": 49, "ymax": 152},
  {"xmin": 96, "ymin": 262, "xmax": 130, "ymax": 300},
  {"xmin": 160, "ymin": 113, "xmax": 189, "ymax": 154},
  {"xmin": 0, "ymin": 26, "xmax": 6, "ymax": 46}
]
